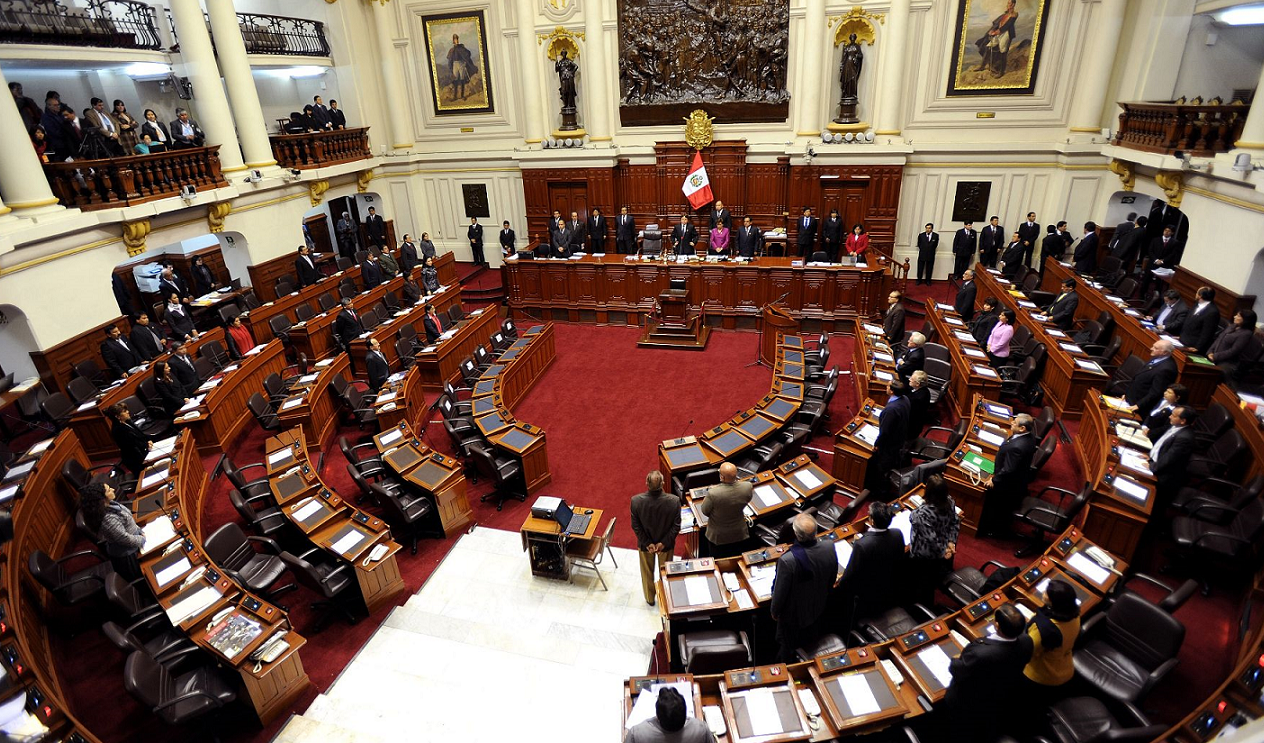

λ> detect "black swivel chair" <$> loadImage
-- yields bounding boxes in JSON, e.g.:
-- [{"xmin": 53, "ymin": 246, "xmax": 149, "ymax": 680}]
[
  {"xmin": 676, "ymin": 630, "xmax": 752, "ymax": 674},
  {"xmin": 40, "ymin": 392, "xmax": 76, "ymax": 430},
  {"xmin": 229, "ymin": 488, "xmax": 289, "ymax": 540},
  {"xmin": 28, "ymin": 548, "xmax": 114, "ymax": 607},
  {"xmin": 247, "ymin": 393, "xmax": 282, "ymax": 433},
  {"xmin": 940, "ymin": 558, "xmax": 1014, "ymax": 607},
  {"xmin": 1041, "ymin": 697, "xmax": 1166, "ymax": 743},
  {"xmin": 279, "ymin": 549, "xmax": 360, "ymax": 631},
  {"xmin": 317, "ymin": 293, "xmax": 338, "ymax": 312},
  {"xmin": 371, "ymin": 482, "xmax": 440, "ymax": 554},
  {"xmin": 1170, "ymin": 494, "xmax": 1264, "ymax": 594},
  {"xmin": 65, "ymin": 375, "xmax": 100, "ymax": 404},
  {"xmin": 1072, "ymin": 592, "xmax": 1185, "ymax": 704},
  {"xmin": 1011, "ymin": 484, "xmax": 1091, "ymax": 557},
  {"xmin": 202, "ymin": 523, "xmax": 293, "ymax": 601},
  {"xmin": 123, "ymin": 649, "xmax": 238, "ymax": 725},
  {"xmin": 468, "ymin": 441, "xmax": 526, "ymax": 511}
]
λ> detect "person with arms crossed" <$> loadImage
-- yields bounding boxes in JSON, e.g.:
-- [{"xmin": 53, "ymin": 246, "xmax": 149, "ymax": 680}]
[
  {"xmin": 770, "ymin": 513, "xmax": 838, "ymax": 661},
  {"xmin": 630, "ymin": 471, "xmax": 681, "ymax": 606},
  {"xmin": 699, "ymin": 462, "xmax": 753, "ymax": 558}
]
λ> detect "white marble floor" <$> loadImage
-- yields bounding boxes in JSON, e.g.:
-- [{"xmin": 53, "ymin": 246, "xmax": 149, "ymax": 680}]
[{"xmin": 274, "ymin": 526, "xmax": 660, "ymax": 743}]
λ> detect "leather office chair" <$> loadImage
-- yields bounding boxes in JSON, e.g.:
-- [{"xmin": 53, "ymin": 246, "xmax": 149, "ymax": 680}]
[
  {"xmin": 997, "ymin": 355, "xmax": 1043, "ymax": 406},
  {"xmin": 1171, "ymin": 493, "xmax": 1264, "ymax": 593},
  {"xmin": 74, "ymin": 358, "xmax": 112, "ymax": 386},
  {"xmin": 795, "ymin": 633, "xmax": 847, "ymax": 663},
  {"xmin": 275, "ymin": 278, "xmax": 295, "ymax": 297},
  {"xmin": 345, "ymin": 464, "xmax": 396, "ymax": 507},
  {"xmin": 103, "ymin": 572, "xmax": 161, "ymax": 622},
  {"xmin": 40, "ymin": 392, "xmax": 76, "ymax": 430},
  {"xmin": 1115, "ymin": 277, "xmax": 1140, "ymax": 299},
  {"xmin": 339, "ymin": 436, "xmax": 385, "ymax": 480},
  {"xmin": 102, "ymin": 621, "xmax": 196, "ymax": 669},
  {"xmin": 382, "ymin": 290, "xmax": 400, "ymax": 312},
  {"xmin": 1107, "ymin": 573, "xmax": 1198, "ymax": 615},
  {"xmin": 1031, "ymin": 406, "xmax": 1057, "ymax": 442},
  {"xmin": 262, "ymin": 374, "xmax": 289, "ymax": 405},
  {"xmin": 137, "ymin": 377, "xmax": 162, "ymax": 410},
  {"xmin": 1012, "ymin": 484, "xmax": 1091, "ymax": 557},
  {"xmin": 1022, "ymin": 273, "xmax": 1056, "ymax": 306},
  {"xmin": 268, "ymin": 314, "xmax": 294, "ymax": 343},
  {"xmin": 1187, "ymin": 429, "xmax": 1248, "ymax": 482},
  {"xmin": 342, "ymin": 387, "xmax": 379, "ymax": 429},
  {"xmin": 501, "ymin": 319, "xmax": 518, "ymax": 340},
  {"xmin": 1172, "ymin": 474, "xmax": 1264, "ymax": 523},
  {"xmin": 754, "ymin": 508, "xmax": 812, "ymax": 547},
  {"xmin": 203, "ymin": 522, "xmax": 293, "ymax": 600},
  {"xmin": 444, "ymin": 418, "xmax": 483, "ymax": 461},
  {"xmin": 567, "ymin": 517, "xmax": 618, "ymax": 590},
  {"xmin": 1104, "ymin": 355, "xmax": 1145, "ymax": 396},
  {"xmin": 221, "ymin": 456, "xmax": 272, "ymax": 499},
  {"xmin": 1006, "ymin": 325, "xmax": 1033, "ymax": 357},
  {"xmin": 65, "ymin": 375, "xmax": 100, "ymax": 405},
  {"xmin": 736, "ymin": 441, "xmax": 783, "ymax": 478},
  {"xmin": 810, "ymin": 250, "xmax": 829, "ymax": 263},
  {"xmin": 672, "ymin": 467, "xmax": 720, "ymax": 499},
  {"xmin": 437, "ymin": 392, "xmax": 473, "ymax": 421},
  {"xmin": 473, "ymin": 345, "xmax": 494, "ymax": 372},
  {"xmin": 448, "ymin": 305, "xmax": 465, "ymax": 323},
  {"xmin": 1073, "ymin": 321, "xmax": 1109, "ymax": 351},
  {"xmin": 339, "ymin": 283, "xmax": 358, "ymax": 301},
  {"xmin": 889, "ymin": 458, "xmax": 948, "ymax": 499},
  {"xmin": 459, "ymin": 358, "xmax": 481, "ymax": 388},
  {"xmin": 217, "ymin": 303, "xmax": 242, "ymax": 326},
  {"xmin": 940, "ymin": 559, "xmax": 1013, "ymax": 607},
  {"xmin": 335, "ymin": 256, "xmax": 353, "ymax": 271},
  {"xmin": 1073, "ymin": 592, "xmax": 1185, "ymax": 703},
  {"xmin": 121, "ymin": 395, "xmax": 173, "ymax": 438},
  {"xmin": 62, "ymin": 458, "xmax": 127, "ymax": 496},
  {"xmin": 28, "ymin": 548, "xmax": 113, "ymax": 606},
  {"xmin": 905, "ymin": 421, "xmax": 968, "ymax": 462},
  {"xmin": 280, "ymin": 548, "xmax": 360, "ymax": 631},
  {"xmin": 398, "ymin": 322, "xmax": 422, "ymax": 353},
  {"xmin": 859, "ymin": 604, "xmax": 937, "ymax": 643},
  {"xmin": 200, "ymin": 340, "xmax": 230, "ymax": 370},
  {"xmin": 394, "ymin": 337, "xmax": 416, "ymax": 369},
  {"xmin": 317, "ymin": 292, "xmax": 338, "ymax": 312},
  {"xmin": 74, "ymin": 509, "xmax": 103, "ymax": 550},
  {"xmin": 1042, "ymin": 696, "xmax": 1166, "ymax": 743},
  {"xmin": 641, "ymin": 229, "xmax": 663, "ymax": 257},
  {"xmin": 123, "ymin": 648, "xmax": 238, "ymax": 724},
  {"xmin": 1190, "ymin": 403, "xmax": 1232, "ymax": 451},
  {"xmin": 490, "ymin": 331, "xmax": 512, "ymax": 354},
  {"xmin": 371, "ymin": 301, "xmax": 389, "ymax": 323},
  {"xmin": 247, "ymin": 393, "xmax": 282, "ymax": 433},
  {"xmin": 230, "ymin": 488, "xmax": 288, "ymax": 540},
  {"xmin": 676, "ymin": 630, "xmax": 752, "ymax": 674},
  {"xmin": 805, "ymin": 345, "xmax": 830, "ymax": 376},
  {"xmin": 372, "ymin": 482, "xmax": 439, "ymax": 555},
  {"xmin": 1028, "ymin": 434, "xmax": 1059, "ymax": 478},
  {"xmin": 921, "ymin": 357, "xmax": 952, "ymax": 407},
  {"xmin": 468, "ymin": 441, "xmax": 527, "ymax": 511},
  {"xmin": 294, "ymin": 304, "xmax": 315, "ymax": 323},
  {"xmin": 1085, "ymin": 336, "xmax": 1123, "ymax": 373},
  {"xmin": 805, "ymin": 367, "xmax": 838, "ymax": 400},
  {"xmin": 360, "ymin": 307, "xmax": 380, "ymax": 329}
]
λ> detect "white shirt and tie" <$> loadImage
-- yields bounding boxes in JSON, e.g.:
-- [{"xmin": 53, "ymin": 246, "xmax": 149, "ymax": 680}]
[
  {"xmin": 98, "ymin": 112, "xmax": 114, "ymax": 134},
  {"xmin": 1150, "ymin": 423, "xmax": 1183, "ymax": 464},
  {"xmin": 1155, "ymin": 303, "xmax": 1174, "ymax": 326},
  {"xmin": 1192, "ymin": 300, "xmax": 1210, "ymax": 317}
]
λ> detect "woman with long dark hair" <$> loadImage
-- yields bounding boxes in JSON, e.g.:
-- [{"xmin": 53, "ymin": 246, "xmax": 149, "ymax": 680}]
[
  {"xmin": 1022, "ymin": 579, "xmax": 1080, "ymax": 704},
  {"xmin": 421, "ymin": 256, "xmax": 441, "ymax": 294},
  {"xmin": 908, "ymin": 474, "xmax": 959, "ymax": 606},
  {"xmin": 80, "ymin": 481, "xmax": 144, "ymax": 579}
]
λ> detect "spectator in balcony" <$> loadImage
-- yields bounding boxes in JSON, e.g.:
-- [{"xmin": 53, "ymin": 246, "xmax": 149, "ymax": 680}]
[
  {"xmin": 329, "ymin": 99, "xmax": 346, "ymax": 129},
  {"xmin": 139, "ymin": 109, "xmax": 170, "ymax": 152},
  {"xmin": 10, "ymin": 82, "xmax": 40, "ymax": 134},
  {"xmin": 133, "ymin": 134, "xmax": 156, "ymax": 155},
  {"xmin": 60, "ymin": 106, "xmax": 86, "ymax": 158},
  {"xmin": 112, "ymin": 100, "xmax": 140, "ymax": 152},
  {"xmin": 40, "ymin": 91, "xmax": 70, "ymax": 155},
  {"xmin": 311, "ymin": 95, "xmax": 333, "ymax": 130},
  {"xmin": 84, "ymin": 98, "xmax": 124, "ymax": 156},
  {"xmin": 31, "ymin": 126, "xmax": 49, "ymax": 163},
  {"xmin": 169, "ymin": 108, "xmax": 205, "ymax": 149},
  {"xmin": 284, "ymin": 110, "xmax": 313, "ymax": 134}
]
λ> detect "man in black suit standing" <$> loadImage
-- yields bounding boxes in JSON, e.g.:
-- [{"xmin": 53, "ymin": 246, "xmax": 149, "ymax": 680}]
[
  {"xmin": 1180, "ymin": 286, "xmax": 1220, "ymax": 355},
  {"xmin": 1147, "ymin": 290, "xmax": 1188, "ymax": 336},
  {"xmin": 896, "ymin": 332, "xmax": 926, "ymax": 383},
  {"xmin": 671, "ymin": 215, "xmax": 697, "ymax": 255},
  {"xmin": 980, "ymin": 412, "xmax": 1037, "ymax": 536},
  {"xmin": 100, "ymin": 326, "xmax": 142, "ymax": 379},
  {"xmin": 1125, "ymin": 339, "xmax": 1178, "ymax": 415},
  {"xmin": 310, "ymin": 95, "xmax": 333, "ymax": 130},
  {"xmin": 709, "ymin": 200, "xmax": 732, "ymax": 230},
  {"xmin": 615, "ymin": 207, "xmax": 636, "ymax": 254},
  {"xmin": 467, "ymin": 217, "xmax": 485, "ymax": 266},
  {"xmin": 295, "ymin": 244, "xmax": 320, "ymax": 288},
  {"xmin": 129, "ymin": 313, "xmax": 166, "ymax": 361},
  {"xmin": 981, "ymin": 215, "xmax": 1005, "ymax": 268},
  {"xmin": 158, "ymin": 266, "xmax": 191, "ymax": 304},
  {"xmin": 795, "ymin": 207, "xmax": 818, "ymax": 257},
  {"xmin": 498, "ymin": 221, "xmax": 516, "ymax": 258},
  {"xmin": 951, "ymin": 221, "xmax": 977, "ymax": 280},
  {"xmin": 1039, "ymin": 223, "xmax": 1068, "ymax": 276},
  {"xmin": 548, "ymin": 209, "xmax": 563, "ymax": 242},
  {"xmin": 588, "ymin": 208, "xmax": 608, "ymax": 253},
  {"xmin": 839, "ymin": 503, "xmax": 906, "ymax": 630},
  {"xmin": 334, "ymin": 298, "xmax": 366, "ymax": 356},
  {"xmin": 1072, "ymin": 221, "xmax": 1098, "ymax": 274},
  {"xmin": 562, "ymin": 211, "xmax": 583, "ymax": 255},
  {"xmin": 328, "ymin": 99, "xmax": 346, "ymax": 129},
  {"xmin": 168, "ymin": 343, "xmax": 200, "ymax": 394},
  {"xmin": 866, "ymin": 380, "xmax": 910, "ymax": 496},
  {"xmin": 1149, "ymin": 406, "xmax": 1197, "ymax": 508},
  {"xmin": 955, "ymin": 269, "xmax": 977, "ymax": 321},
  {"xmin": 883, "ymin": 290, "xmax": 906, "ymax": 347},
  {"xmin": 365, "ymin": 337, "xmax": 390, "ymax": 393},
  {"xmin": 364, "ymin": 206, "xmax": 388, "ymax": 251},
  {"xmin": 398, "ymin": 234, "xmax": 419, "ymax": 276},
  {"xmin": 1110, "ymin": 214, "xmax": 1147, "ymax": 269},
  {"xmin": 916, "ymin": 223, "xmax": 938, "ymax": 285},
  {"xmin": 736, "ymin": 216, "xmax": 762, "ymax": 258},
  {"xmin": 360, "ymin": 251, "xmax": 384, "ymax": 289},
  {"xmin": 551, "ymin": 222, "xmax": 572, "ymax": 258},
  {"xmin": 936, "ymin": 604, "xmax": 1033, "ymax": 743},
  {"xmin": 1017, "ymin": 211, "xmax": 1041, "ymax": 267},
  {"xmin": 1141, "ymin": 225, "xmax": 1183, "ymax": 294},
  {"xmin": 822, "ymin": 209, "xmax": 844, "ymax": 260},
  {"xmin": 1046, "ymin": 278, "xmax": 1079, "ymax": 330},
  {"xmin": 770, "ymin": 513, "xmax": 839, "ymax": 661}
]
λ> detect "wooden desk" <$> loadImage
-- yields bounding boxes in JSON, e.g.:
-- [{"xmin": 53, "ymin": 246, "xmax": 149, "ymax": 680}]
[
  {"xmin": 373, "ymin": 423, "xmax": 473, "ymax": 535},
  {"xmin": 831, "ymin": 398, "xmax": 881, "ymax": 490},
  {"xmin": 941, "ymin": 395, "xmax": 1017, "ymax": 535},
  {"xmin": 504, "ymin": 254, "xmax": 891, "ymax": 331},
  {"xmin": 1076, "ymin": 392, "xmax": 1156, "ymax": 562},
  {"xmin": 179, "ymin": 340, "xmax": 287, "ymax": 455},
  {"xmin": 851, "ymin": 320, "xmax": 896, "ymax": 407},
  {"xmin": 520, "ymin": 505, "xmax": 604, "ymax": 580},
  {"xmin": 923, "ymin": 302, "xmax": 1003, "ymax": 419},
  {"xmin": 244, "ymin": 264, "xmax": 362, "ymax": 344},
  {"xmin": 287, "ymin": 275, "xmax": 407, "ymax": 362},
  {"xmin": 1214, "ymin": 384, "xmax": 1264, "ymax": 481},
  {"xmin": 410, "ymin": 304, "xmax": 499, "ymax": 391},
  {"xmin": 348, "ymin": 283, "xmax": 463, "ymax": 381},
  {"xmin": 276, "ymin": 354, "xmax": 350, "ymax": 449}
]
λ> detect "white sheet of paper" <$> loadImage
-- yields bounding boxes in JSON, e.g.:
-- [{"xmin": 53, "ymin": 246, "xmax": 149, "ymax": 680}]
[
  {"xmin": 863, "ymin": 323, "xmax": 885, "ymax": 335},
  {"xmin": 937, "ymin": 302, "xmax": 956, "ymax": 311},
  {"xmin": 794, "ymin": 469, "xmax": 823, "ymax": 490},
  {"xmin": 963, "ymin": 347, "xmax": 987, "ymax": 359},
  {"xmin": 1059, "ymin": 343, "xmax": 1084, "ymax": 354},
  {"xmin": 973, "ymin": 365, "xmax": 999, "ymax": 378},
  {"xmin": 733, "ymin": 588, "xmax": 754, "ymax": 610},
  {"xmin": 165, "ymin": 585, "xmax": 221, "ymax": 625},
  {"xmin": 315, "ymin": 358, "xmax": 334, "ymax": 368},
  {"xmin": 874, "ymin": 370, "xmax": 894, "ymax": 382},
  {"xmin": 1119, "ymin": 449, "xmax": 1153, "ymax": 476},
  {"xmin": 267, "ymin": 449, "xmax": 292, "ymax": 466},
  {"xmin": 154, "ymin": 556, "xmax": 191, "ymax": 588},
  {"xmin": 954, "ymin": 331, "xmax": 975, "ymax": 342},
  {"xmin": 140, "ymin": 469, "xmax": 169, "ymax": 490},
  {"xmin": 945, "ymin": 317, "xmax": 965, "ymax": 327},
  {"xmin": 140, "ymin": 516, "xmax": 176, "ymax": 555},
  {"xmin": 836, "ymin": 674, "xmax": 881, "ymax": 715},
  {"xmin": 179, "ymin": 395, "xmax": 204, "ymax": 412},
  {"xmin": 917, "ymin": 644, "xmax": 954, "ymax": 687},
  {"xmin": 873, "ymin": 352, "xmax": 894, "ymax": 363},
  {"xmin": 376, "ymin": 392, "xmax": 396, "ymax": 403},
  {"xmin": 855, "ymin": 423, "xmax": 879, "ymax": 446},
  {"xmin": 977, "ymin": 430, "xmax": 1005, "ymax": 447},
  {"xmin": 747, "ymin": 564, "xmax": 776, "ymax": 598},
  {"xmin": 743, "ymin": 687, "xmax": 784, "ymax": 736},
  {"xmin": 76, "ymin": 401, "xmax": 97, "ymax": 411},
  {"xmin": 891, "ymin": 510, "xmax": 913, "ymax": 545},
  {"xmin": 1046, "ymin": 329, "xmax": 1068, "ymax": 338},
  {"xmin": 379, "ymin": 429, "xmax": 403, "ymax": 446},
  {"xmin": 1114, "ymin": 476, "xmax": 1149, "ymax": 502},
  {"xmin": 1075, "ymin": 359, "xmax": 1106, "ymax": 374},
  {"xmin": 331, "ymin": 529, "xmax": 366, "ymax": 555},
  {"xmin": 280, "ymin": 396, "xmax": 304, "ymax": 410},
  {"xmin": 835, "ymin": 539, "xmax": 853, "ymax": 569},
  {"xmin": 753, "ymin": 485, "xmax": 781, "ymax": 509},
  {"xmin": 293, "ymin": 499, "xmax": 323, "ymax": 522},
  {"xmin": 27, "ymin": 438, "xmax": 54, "ymax": 456},
  {"xmin": 722, "ymin": 572, "xmax": 742, "ymax": 591},
  {"xmin": 1066, "ymin": 551, "xmax": 1111, "ymax": 585},
  {"xmin": 683, "ymin": 575, "xmax": 713, "ymax": 606}
]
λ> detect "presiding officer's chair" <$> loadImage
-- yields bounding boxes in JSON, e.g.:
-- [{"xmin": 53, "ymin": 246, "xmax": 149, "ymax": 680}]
[{"xmin": 641, "ymin": 226, "xmax": 662, "ymax": 256}]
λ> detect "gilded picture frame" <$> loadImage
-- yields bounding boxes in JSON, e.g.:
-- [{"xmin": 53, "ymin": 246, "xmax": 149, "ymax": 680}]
[
  {"xmin": 422, "ymin": 11, "xmax": 495, "ymax": 115},
  {"xmin": 947, "ymin": 0, "xmax": 1051, "ymax": 97}
]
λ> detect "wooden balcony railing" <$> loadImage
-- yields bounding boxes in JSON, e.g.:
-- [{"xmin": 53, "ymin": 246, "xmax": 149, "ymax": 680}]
[
  {"xmin": 0, "ymin": 0, "xmax": 162, "ymax": 50},
  {"xmin": 237, "ymin": 12, "xmax": 329, "ymax": 56},
  {"xmin": 1113, "ymin": 100, "xmax": 1250, "ymax": 157},
  {"xmin": 269, "ymin": 127, "xmax": 372, "ymax": 170},
  {"xmin": 42, "ymin": 145, "xmax": 229, "ymax": 211}
]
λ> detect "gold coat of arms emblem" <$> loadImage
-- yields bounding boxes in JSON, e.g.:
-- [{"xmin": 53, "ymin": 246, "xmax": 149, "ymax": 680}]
[{"xmin": 684, "ymin": 109, "xmax": 714, "ymax": 151}]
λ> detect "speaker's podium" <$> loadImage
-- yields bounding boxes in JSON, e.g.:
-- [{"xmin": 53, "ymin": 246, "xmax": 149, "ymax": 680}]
[
  {"xmin": 638, "ymin": 279, "xmax": 711, "ymax": 350},
  {"xmin": 759, "ymin": 303, "xmax": 799, "ymax": 365}
]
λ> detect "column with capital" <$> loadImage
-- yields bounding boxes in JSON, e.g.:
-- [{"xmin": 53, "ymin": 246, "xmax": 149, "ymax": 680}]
[
  {"xmin": 872, "ymin": 0, "xmax": 910, "ymax": 142},
  {"xmin": 368, "ymin": 0, "xmax": 414, "ymax": 150},
  {"xmin": 168, "ymin": 0, "xmax": 245, "ymax": 171},
  {"xmin": 514, "ymin": 0, "xmax": 545, "ymax": 143},
  {"xmin": 1233, "ymin": 62, "xmax": 1264, "ymax": 154},
  {"xmin": 206, "ymin": 0, "xmax": 277, "ymax": 169},
  {"xmin": 1068, "ymin": 0, "xmax": 1125, "ymax": 136},
  {"xmin": 0, "ymin": 64, "xmax": 60, "ymax": 216},
  {"xmin": 794, "ymin": 0, "xmax": 827, "ymax": 136},
  {"xmin": 582, "ymin": 0, "xmax": 610, "ymax": 141}
]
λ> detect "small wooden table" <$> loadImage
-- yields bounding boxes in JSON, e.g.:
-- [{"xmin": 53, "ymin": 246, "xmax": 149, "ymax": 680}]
[{"xmin": 520, "ymin": 505, "xmax": 604, "ymax": 580}]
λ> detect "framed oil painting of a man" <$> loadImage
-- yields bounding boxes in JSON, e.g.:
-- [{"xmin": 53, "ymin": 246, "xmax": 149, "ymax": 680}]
[
  {"xmin": 422, "ymin": 11, "xmax": 495, "ymax": 115},
  {"xmin": 947, "ymin": 0, "xmax": 1051, "ymax": 96}
]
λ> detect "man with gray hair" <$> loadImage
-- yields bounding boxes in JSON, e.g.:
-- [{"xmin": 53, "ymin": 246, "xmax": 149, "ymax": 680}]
[
  {"xmin": 770, "ymin": 513, "xmax": 838, "ymax": 661},
  {"xmin": 1124, "ymin": 339, "xmax": 1177, "ymax": 415},
  {"xmin": 699, "ymin": 462, "xmax": 753, "ymax": 558},
  {"xmin": 630, "ymin": 471, "xmax": 681, "ymax": 606},
  {"xmin": 168, "ymin": 107, "xmax": 204, "ymax": 149},
  {"xmin": 896, "ymin": 331, "xmax": 926, "ymax": 383},
  {"xmin": 980, "ymin": 412, "xmax": 1038, "ymax": 537}
]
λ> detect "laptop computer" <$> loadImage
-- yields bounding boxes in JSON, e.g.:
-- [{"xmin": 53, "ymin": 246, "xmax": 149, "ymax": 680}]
[{"xmin": 554, "ymin": 501, "xmax": 591, "ymax": 536}]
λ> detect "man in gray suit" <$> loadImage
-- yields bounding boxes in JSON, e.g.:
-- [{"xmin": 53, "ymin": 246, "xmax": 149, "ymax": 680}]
[
  {"xmin": 625, "ymin": 687, "xmax": 715, "ymax": 743},
  {"xmin": 771, "ymin": 513, "xmax": 838, "ymax": 661},
  {"xmin": 699, "ymin": 462, "xmax": 753, "ymax": 558}
]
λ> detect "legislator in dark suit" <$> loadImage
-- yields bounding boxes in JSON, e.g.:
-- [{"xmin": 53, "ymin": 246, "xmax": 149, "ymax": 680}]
[
  {"xmin": 699, "ymin": 480, "xmax": 753, "ymax": 557},
  {"xmin": 955, "ymin": 278, "xmax": 977, "ymax": 321},
  {"xmin": 1017, "ymin": 219, "xmax": 1041, "ymax": 265},
  {"xmin": 551, "ymin": 226, "xmax": 573, "ymax": 258},
  {"xmin": 916, "ymin": 230, "xmax": 939, "ymax": 284},
  {"xmin": 999, "ymin": 240, "xmax": 1025, "ymax": 279},
  {"xmin": 588, "ymin": 215, "xmax": 608, "ymax": 253},
  {"xmin": 1040, "ymin": 230, "xmax": 1069, "ymax": 271},
  {"xmin": 1110, "ymin": 224, "xmax": 1146, "ymax": 268},
  {"xmin": 972, "ymin": 307, "xmax": 1000, "ymax": 346},
  {"xmin": 1146, "ymin": 234, "xmax": 1182, "ymax": 269},
  {"xmin": 365, "ymin": 347, "xmax": 390, "ymax": 393},
  {"xmin": 296, "ymin": 250, "xmax": 320, "ymax": 287},
  {"xmin": 671, "ymin": 223, "xmax": 698, "ymax": 255},
  {"xmin": 1046, "ymin": 288, "xmax": 1079, "ymax": 330},
  {"xmin": 1151, "ymin": 297, "xmax": 1188, "ymax": 335},
  {"xmin": 164, "ymin": 304, "xmax": 196, "ymax": 340},
  {"xmin": 398, "ymin": 240, "xmax": 419, "ymax": 276},
  {"xmin": 908, "ymin": 384, "xmax": 932, "ymax": 438},
  {"xmin": 822, "ymin": 216, "xmax": 844, "ymax": 258},
  {"xmin": 1150, "ymin": 424, "xmax": 1195, "ymax": 506},
  {"xmin": 364, "ymin": 213, "xmax": 387, "ymax": 249},
  {"xmin": 982, "ymin": 431, "xmax": 1037, "ymax": 534},
  {"xmin": 1142, "ymin": 400, "xmax": 1175, "ymax": 443},
  {"xmin": 795, "ymin": 214, "xmax": 819, "ymax": 257},
  {"xmin": 951, "ymin": 226, "xmax": 977, "ymax": 279},
  {"xmin": 153, "ymin": 376, "xmax": 187, "ymax": 418},
  {"xmin": 467, "ymin": 222, "xmax": 485, "ymax": 265},
  {"xmin": 770, "ymin": 536, "xmax": 838, "ymax": 660},
  {"xmin": 566, "ymin": 219, "xmax": 586, "ymax": 253},
  {"xmin": 130, "ymin": 321, "xmax": 166, "ymax": 361},
  {"xmin": 866, "ymin": 392, "xmax": 909, "ymax": 495},
  {"xmin": 981, "ymin": 223, "xmax": 1005, "ymax": 268},
  {"xmin": 895, "ymin": 346, "xmax": 924, "ymax": 383},
  {"xmin": 101, "ymin": 336, "xmax": 142, "ymax": 378},
  {"xmin": 1179, "ymin": 303, "xmax": 1220, "ymax": 356},
  {"xmin": 939, "ymin": 634, "xmax": 1034, "ymax": 743},
  {"xmin": 112, "ymin": 418, "xmax": 153, "ymax": 476},
  {"xmin": 710, "ymin": 206, "xmax": 732, "ymax": 230},
  {"xmin": 159, "ymin": 274, "xmax": 191, "ymax": 302},
  {"xmin": 1208, "ymin": 325, "xmax": 1255, "ymax": 380},
  {"xmin": 615, "ymin": 212, "xmax": 637, "ymax": 254},
  {"xmin": 736, "ymin": 224, "xmax": 762, "ymax": 258},
  {"xmin": 499, "ymin": 228, "xmax": 515, "ymax": 256},
  {"xmin": 168, "ymin": 352, "xmax": 200, "ymax": 394},
  {"xmin": 839, "ymin": 526, "xmax": 906, "ymax": 625},
  {"xmin": 335, "ymin": 307, "xmax": 366, "ymax": 350},
  {"xmin": 1072, "ymin": 231, "xmax": 1098, "ymax": 274},
  {"xmin": 360, "ymin": 257, "xmax": 384, "ymax": 289},
  {"xmin": 883, "ymin": 301, "xmax": 906, "ymax": 346},
  {"xmin": 1125, "ymin": 355, "xmax": 1177, "ymax": 414}
]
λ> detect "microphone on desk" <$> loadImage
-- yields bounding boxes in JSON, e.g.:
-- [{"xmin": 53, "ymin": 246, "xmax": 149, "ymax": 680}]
[
  {"xmin": 773, "ymin": 291, "xmax": 790, "ymax": 305},
  {"xmin": 678, "ymin": 419, "xmax": 694, "ymax": 439}
]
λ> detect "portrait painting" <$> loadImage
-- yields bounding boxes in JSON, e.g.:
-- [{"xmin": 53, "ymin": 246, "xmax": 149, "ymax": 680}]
[
  {"xmin": 422, "ymin": 11, "xmax": 494, "ymax": 115},
  {"xmin": 947, "ymin": 0, "xmax": 1051, "ymax": 96}
]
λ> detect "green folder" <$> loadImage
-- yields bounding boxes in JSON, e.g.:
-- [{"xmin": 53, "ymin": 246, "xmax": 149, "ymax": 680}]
[
  {"xmin": 1186, "ymin": 355, "xmax": 1214, "ymax": 366},
  {"xmin": 962, "ymin": 452, "xmax": 996, "ymax": 474}
]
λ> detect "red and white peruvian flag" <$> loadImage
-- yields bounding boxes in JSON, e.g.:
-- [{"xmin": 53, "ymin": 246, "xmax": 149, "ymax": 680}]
[{"xmin": 682, "ymin": 152, "xmax": 714, "ymax": 210}]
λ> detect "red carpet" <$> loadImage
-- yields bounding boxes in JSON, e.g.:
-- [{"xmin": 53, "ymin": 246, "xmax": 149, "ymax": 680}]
[{"xmin": 42, "ymin": 303, "xmax": 1241, "ymax": 740}]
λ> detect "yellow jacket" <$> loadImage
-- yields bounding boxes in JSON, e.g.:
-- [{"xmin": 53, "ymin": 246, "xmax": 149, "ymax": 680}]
[{"xmin": 1024, "ymin": 616, "xmax": 1080, "ymax": 685}]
